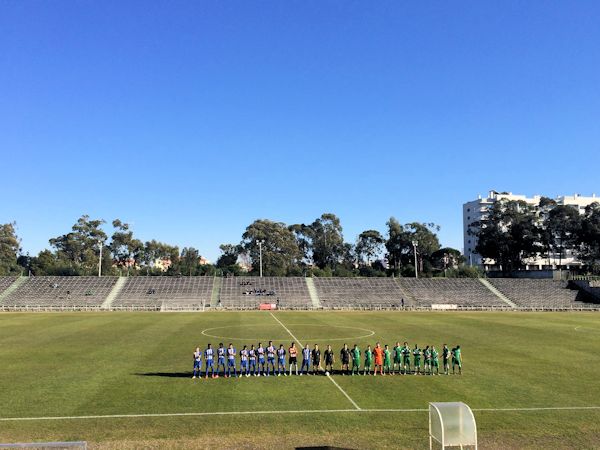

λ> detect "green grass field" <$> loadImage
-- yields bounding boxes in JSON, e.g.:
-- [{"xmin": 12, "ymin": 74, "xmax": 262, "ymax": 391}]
[{"xmin": 1, "ymin": 311, "xmax": 599, "ymax": 449}]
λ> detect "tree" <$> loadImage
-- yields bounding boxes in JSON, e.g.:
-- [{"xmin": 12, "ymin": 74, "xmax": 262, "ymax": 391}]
[
  {"xmin": 288, "ymin": 223, "xmax": 314, "ymax": 266},
  {"xmin": 0, "ymin": 222, "xmax": 21, "ymax": 275},
  {"xmin": 356, "ymin": 230, "xmax": 384, "ymax": 266},
  {"xmin": 49, "ymin": 215, "xmax": 107, "ymax": 275},
  {"xmin": 579, "ymin": 203, "xmax": 600, "ymax": 273},
  {"xmin": 240, "ymin": 219, "xmax": 302, "ymax": 276},
  {"xmin": 180, "ymin": 247, "xmax": 201, "ymax": 276},
  {"xmin": 109, "ymin": 220, "xmax": 143, "ymax": 275},
  {"xmin": 431, "ymin": 247, "xmax": 464, "ymax": 275},
  {"xmin": 546, "ymin": 205, "xmax": 581, "ymax": 267},
  {"xmin": 385, "ymin": 217, "xmax": 405, "ymax": 273},
  {"xmin": 404, "ymin": 222, "xmax": 442, "ymax": 274},
  {"xmin": 140, "ymin": 240, "xmax": 179, "ymax": 275},
  {"xmin": 311, "ymin": 213, "xmax": 345, "ymax": 269},
  {"xmin": 474, "ymin": 200, "xmax": 542, "ymax": 274},
  {"xmin": 216, "ymin": 244, "xmax": 240, "ymax": 268}
]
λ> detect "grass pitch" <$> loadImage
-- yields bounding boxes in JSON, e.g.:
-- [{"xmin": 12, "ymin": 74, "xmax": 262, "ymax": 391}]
[{"xmin": 1, "ymin": 311, "xmax": 599, "ymax": 449}]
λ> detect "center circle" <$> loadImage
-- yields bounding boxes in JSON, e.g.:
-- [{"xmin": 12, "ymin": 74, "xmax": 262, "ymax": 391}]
[{"xmin": 201, "ymin": 323, "xmax": 375, "ymax": 342}]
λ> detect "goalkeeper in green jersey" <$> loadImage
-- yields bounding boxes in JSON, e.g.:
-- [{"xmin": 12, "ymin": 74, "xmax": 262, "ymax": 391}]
[
  {"xmin": 393, "ymin": 342, "xmax": 402, "ymax": 375},
  {"xmin": 401, "ymin": 341, "xmax": 411, "ymax": 375},
  {"xmin": 413, "ymin": 344, "xmax": 422, "ymax": 375},
  {"xmin": 452, "ymin": 345, "xmax": 462, "ymax": 375},
  {"xmin": 383, "ymin": 345, "xmax": 392, "ymax": 375},
  {"xmin": 431, "ymin": 346, "xmax": 440, "ymax": 375},
  {"xmin": 351, "ymin": 344, "xmax": 361, "ymax": 375},
  {"xmin": 363, "ymin": 345, "xmax": 373, "ymax": 376}
]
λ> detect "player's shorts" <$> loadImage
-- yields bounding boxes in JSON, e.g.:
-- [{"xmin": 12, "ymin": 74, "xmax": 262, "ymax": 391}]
[
  {"xmin": 453, "ymin": 359, "xmax": 461, "ymax": 367},
  {"xmin": 414, "ymin": 360, "xmax": 421, "ymax": 367},
  {"xmin": 241, "ymin": 360, "xmax": 248, "ymax": 368},
  {"xmin": 194, "ymin": 360, "xmax": 202, "ymax": 369},
  {"xmin": 364, "ymin": 360, "xmax": 372, "ymax": 368},
  {"xmin": 384, "ymin": 360, "xmax": 391, "ymax": 367},
  {"xmin": 218, "ymin": 357, "xmax": 226, "ymax": 365},
  {"xmin": 259, "ymin": 357, "xmax": 265, "ymax": 364},
  {"xmin": 289, "ymin": 356, "xmax": 297, "ymax": 364},
  {"xmin": 312, "ymin": 360, "xmax": 320, "ymax": 366},
  {"xmin": 352, "ymin": 359, "xmax": 360, "ymax": 366},
  {"xmin": 394, "ymin": 357, "xmax": 401, "ymax": 364},
  {"xmin": 206, "ymin": 359, "xmax": 214, "ymax": 367},
  {"xmin": 432, "ymin": 360, "xmax": 439, "ymax": 367},
  {"xmin": 267, "ymin": 357, "xmax": 275, "ymax": 364},
  {"xmin": 278, "ymin": 358, "xmax": 285, "ymax": 366},
  {"xmin": 227, "ymin": 359, "xmax": 235, "ymax": 367},
  {"xmin": 249, "ymin": 359, "xmax": 256, "ymax": 366},
  {"xmin": 403, "ymin": 357, "xmax": 411, "ymax": 364},
  {"xmin": 325, "ymin": 358, "xmax": 333, "ymax": 366},
  {"xmin": 341, "ymin": 358, "xmax": 350, "ymax": 365}
]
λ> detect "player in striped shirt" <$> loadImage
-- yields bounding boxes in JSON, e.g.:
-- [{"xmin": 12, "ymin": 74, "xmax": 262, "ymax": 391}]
[
  {"xmin": 192, "ymin": 347, "xmax": 202, "ymax": 379},
  {"xmin": 277, "ymin": 344, "xmax": 287, "ymax": 376},
  {"xmin": 257, "ymin": 342, "xmax": 266, "ymax": 376},
  {"xmin": 205, "ymin": 343, "xmax": 215, "ymax": 379},
  {"xmin": 401, "ymin": 342, "xmax": 411, "ymax": 375},
  {"xmin": 249, "ymin": 344, "xmax": 258, "ymax": 376},
  {"xmin": 226, "ymin": 343, "xmax": 237, "ymax": 378},
  {"xmin": 216, "ymin": 343, "xmax": 226, "ymax": 378},
  {"xmin": 240, "ymin": 345, "xmax": 249, "ymax": 377},
  {"xmin": 266, "ymin": 341, "xmax": 276, "ymax": 377},
  {"xmin": 423, "ymin": 346, "xmax": 432, "ymax": 375}
]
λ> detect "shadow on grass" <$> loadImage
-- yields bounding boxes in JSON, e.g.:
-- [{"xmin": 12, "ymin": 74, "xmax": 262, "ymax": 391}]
[{"xmin": 135, "ymin": 372, "xmax": 191, "ymax": 378}]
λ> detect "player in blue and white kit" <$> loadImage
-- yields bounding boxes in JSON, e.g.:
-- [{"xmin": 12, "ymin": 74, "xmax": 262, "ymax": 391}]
[
  {"xmin": 266, "ymin": 341, "xmax": 276, "ymax": 376},
  {"xmin": 257, "ymin": 342, "xmax": 266, "ymax": 376},
  {"xmin": 277, "ymin": 344, "xmax": 287, "ymax": 376},
  {"xmin": 240, "ymin": 345, "xmax": 249, "ymax": 377},
  {"xmin": 192, "ymin": 347, "xmax": 202, "ymax": 379},
  {"xmin": 205, "ymin": 343, "xmax": 215, "ymax": 378},
  {"xmin": 216, "ymin": 343, "xmax": 226, "ymax": 378},
  {"xmin": 300, "ymin": 344, "xmax": 311, "ymax": 375},
  {"xmin": 249, "ymin": 344, "xmax": 258, "ymax": 376},
  {"xmin": 226, "ymin": 343, "xmax": 237, "ymax": 378}
]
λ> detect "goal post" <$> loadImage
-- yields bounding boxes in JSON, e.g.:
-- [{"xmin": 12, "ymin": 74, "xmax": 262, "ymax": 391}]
[{"xmin": 429, "ymin": 402, "xmax": 477, "ymax": 449}]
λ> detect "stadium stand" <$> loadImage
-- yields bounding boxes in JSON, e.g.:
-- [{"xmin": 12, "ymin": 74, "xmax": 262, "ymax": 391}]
[
  {"xmin": 487, "ymin": 279, "xmax": 598, "ymax": 309},
  {"xmin": 1, "ymin": 276, "xmax": 118, "ymax": 309},
  {"xmin": 219, "ymin": 277, "xmax": 311, "ymax": 309},
  {"xmin": 0, "ymin": 276, "xmax": 18, "ymax": 296},
  {"xmin": 313, "ymin": 277, "xmax": 409, "ymax": 309},
  {"xmin": 112, "ymin": 276, "xmax": 214, "ymax": 310},
  {"xmin": 397, "ymin": 278, "xmax": 507, "ymax": 308}
]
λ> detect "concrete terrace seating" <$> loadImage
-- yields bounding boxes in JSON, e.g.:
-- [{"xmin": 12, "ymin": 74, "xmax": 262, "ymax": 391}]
[
  {"xmin": 313, "ymin": 277, "xmax": 408, "ymax": 308},
  {"xmin": 0, "ymin": 276, "xmax": 18, "ymax": 295},
  {"xmin": 2, "ymin": 276, "xmax": 117, "ymax": 307},
  {"xmin": 488, "ymin": 279, "xmax": 597, "ymax": 309},
  {"xmin": 398, "ymin": 278, "xmax": 506, "ymax": 308},
  {"xmin": 219, "ymin": 277, "xmax": 311, "ymax": 309},
  {"xmin": 113, "ymin": 276, "xmax": 214, "ymax": 309}
]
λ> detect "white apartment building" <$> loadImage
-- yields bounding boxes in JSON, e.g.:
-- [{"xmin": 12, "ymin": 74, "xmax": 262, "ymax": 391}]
[{"xmin": 463, "ymin": 191, "xmax": 599, "ymax": 270}]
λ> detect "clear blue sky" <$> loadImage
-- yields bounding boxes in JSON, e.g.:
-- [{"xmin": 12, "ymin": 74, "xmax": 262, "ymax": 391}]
[{"xmin": 2, "ymin": 1, "xmax": 600, "ymax": 262}]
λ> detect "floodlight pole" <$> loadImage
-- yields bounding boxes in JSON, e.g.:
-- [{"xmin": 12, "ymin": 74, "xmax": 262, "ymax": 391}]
[
  {"xmin": 412, "ymin": 240, "xmax": 418, "ymax": 279},
  {"xmin": 98, "ymin": 239, "xmax": 103, "ymax": 277},
  {"xmin": 258, "ymin": 240, "xmax": 265, "ymax": 278}
]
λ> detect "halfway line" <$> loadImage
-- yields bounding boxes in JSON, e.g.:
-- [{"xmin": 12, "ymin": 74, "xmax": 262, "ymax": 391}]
[{"xmin": 268, "ymin": 312, "xmax": 362, "ymax": 410}]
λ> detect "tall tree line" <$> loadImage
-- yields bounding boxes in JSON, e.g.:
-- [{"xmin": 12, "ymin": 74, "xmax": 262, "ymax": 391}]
[{"xmin": 473, "ymin": 199, "xmax": 600, "ymax": 274}]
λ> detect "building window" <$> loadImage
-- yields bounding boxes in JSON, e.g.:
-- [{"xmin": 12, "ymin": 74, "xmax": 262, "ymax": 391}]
[
  {"xmin": 467, "ymin": 208, "xmax": 470, "ymax": 212},
  {"xmin": 467, "ymin": 216, "xmax": 470, "ymax": 220},
  {"xmin": 468, "ymin": 240, "xmax": 471, "ymax": 244}
]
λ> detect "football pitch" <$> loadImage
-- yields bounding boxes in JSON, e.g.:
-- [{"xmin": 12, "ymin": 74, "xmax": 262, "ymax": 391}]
[{"xmin": 1, "ymin": 311, "xmax": 599, "ymax": 449}]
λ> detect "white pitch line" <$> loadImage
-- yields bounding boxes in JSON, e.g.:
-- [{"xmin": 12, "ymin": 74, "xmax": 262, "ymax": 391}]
[
  {"xmin": 269, "ymin": 312, "xmax": 362, "ymax": 410},
  {"xmin": 2, "ymin": 406, "xmax": 599, "ymax": 422}
]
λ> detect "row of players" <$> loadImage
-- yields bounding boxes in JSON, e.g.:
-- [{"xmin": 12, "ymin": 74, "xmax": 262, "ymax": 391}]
[{"xmin": 192, "ymin": 341, "xmax": 463, "ymax": 378}]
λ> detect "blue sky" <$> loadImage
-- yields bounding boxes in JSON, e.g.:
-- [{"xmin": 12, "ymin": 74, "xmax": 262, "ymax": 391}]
[{"xmin": 2, "ymin": 1, "xmax": 599, "ymax": 262}]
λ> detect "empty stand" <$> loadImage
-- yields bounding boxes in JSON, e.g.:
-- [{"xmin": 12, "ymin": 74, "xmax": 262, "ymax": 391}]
[
  {"xmin": 313, "ymin": 277, "xmax": 408, "ymax": 309},
  {"xmin": 2, "ymin": 276, "xmax": 117, "ymax": 308},
  {"xmin": 487, "ymin": 279, "xmax": 598, "ymax": 309},
  {"xmin": 112, "ymin": 276, "xmax": 214, "ymax": 310},
  {"xmin": 397, "ymin": 278, "xmax": 507, "ymax": 308},
  {"xmin": 219, "ymin": 277, "xmax": 311, "ymax": 309},
  {"xmin": 0, "ymin": 276, "xmax": 18, "ymax": 296}
]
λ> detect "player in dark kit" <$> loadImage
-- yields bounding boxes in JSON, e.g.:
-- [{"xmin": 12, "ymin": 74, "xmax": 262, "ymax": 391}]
[
  {"xmin": 324, "ymin": 345, "xmax": 335, "ymax": 373},
  {"xmin": 442, "ymin": 344, "xmax": 450, "ymax": 375},
  {"xmin": 288, "ymin": 342, "xmax": 298, "ymax": 376},
  {"xmin": 312, "ymin": 344, "xmax": 322, "ymax": 375},
  {"xmin": 216, "ymin": 343, "xmax": 226, "ymax": 378},
  {"xmin": 340, "ymin": 343, "xmax": 351, "ymax": 375}
]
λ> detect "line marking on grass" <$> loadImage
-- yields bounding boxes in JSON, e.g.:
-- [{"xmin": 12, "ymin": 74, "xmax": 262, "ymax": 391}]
[
  {"xmin": 2, "ymin": 406, "xmax": 600, "ymax": 422},
  {"xmin": 269, "ymin": 312, "xmax": 362, "ymax": 410}
]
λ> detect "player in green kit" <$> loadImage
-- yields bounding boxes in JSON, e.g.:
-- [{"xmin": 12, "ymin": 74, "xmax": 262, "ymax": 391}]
[
  {"xmin": 351, "ymin": 344, "xmax": 361, "ymax": 375},
  {"xmin": 363, "ymin": 345, "xmax": 373, "ymax": 376},
  {"xmin": 393, "ymin": 342, "xmax": 402, "ymax": 375},
  {"xmin": 413, "ymin": 344, "xmax": 422, "ymax": 375},
  {"xmin": 442, "ymin": 344, "xmax": 450, "ymax": 375},
  {"xmin": 452, "ymin": 345, "xmax": 462, "ymax": 375},
  {"xmin": 383, "ymin": 345, "xmax": 392, "ymax": 375},
  {"xmin": 431, "ymin": 346, "xmax": 440, "ymax": 375},
  {"xmin": 423, "ymin": 346, "xmax": 432, "ymax": 375},
  {"xmin": 402, "ymin": 342, "xmax": 411, "ymax": 375}
]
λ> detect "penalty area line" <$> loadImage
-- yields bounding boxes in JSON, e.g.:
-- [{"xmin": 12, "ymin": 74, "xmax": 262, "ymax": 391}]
[
  {"xmin": 269, "ymin": 312, "xmax": 362, "ymax": 410},
  {"xmin": 2, "ymin": 406, "xmax": 599, "ymax": 422}
]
